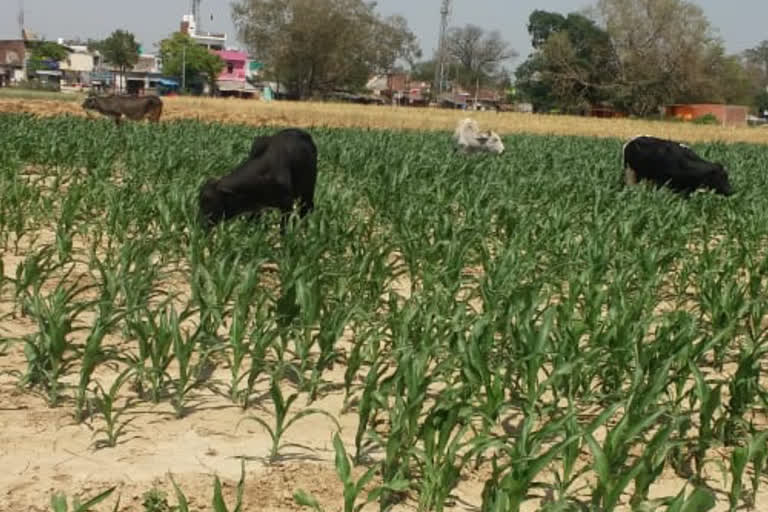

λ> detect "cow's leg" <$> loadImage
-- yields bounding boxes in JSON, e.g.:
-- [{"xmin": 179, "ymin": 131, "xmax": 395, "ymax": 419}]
[
  {"xmin": 299, "ymin": 199, "xmax": 314, "ymax": 218},
  {"xmin": 624, "ymin": 166, "xmax": 638, "ymax": 186},
  {"xmin": 113, "ymin": 114, "xmax": 122, "ymax": 126}
]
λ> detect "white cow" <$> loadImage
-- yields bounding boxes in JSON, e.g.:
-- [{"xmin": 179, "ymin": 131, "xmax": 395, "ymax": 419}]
[{"xmin": 453, "ymin": 118, "xmax": 505, "ymax": 154}]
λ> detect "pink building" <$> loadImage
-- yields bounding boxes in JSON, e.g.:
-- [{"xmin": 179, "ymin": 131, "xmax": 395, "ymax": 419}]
[
  {"xmin": 213, "ymin": 49, "xmax": 256, "ymax": 97},
  {"xmin": 215, "ymin": 50, "xmax": 247, "ymax": 81}
]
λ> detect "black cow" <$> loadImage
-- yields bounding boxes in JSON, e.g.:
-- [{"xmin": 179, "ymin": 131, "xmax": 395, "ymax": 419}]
[
  {"xmin": 198, "ymin": 128, "xmax": 318, "ymax": 230},
  {"xmin": 622, "ymin": 135, "xmax": 733, "ymax": 196},
  {"xmin": 82, "ymin": 94, "xmax": 163, "ymax": 125}
]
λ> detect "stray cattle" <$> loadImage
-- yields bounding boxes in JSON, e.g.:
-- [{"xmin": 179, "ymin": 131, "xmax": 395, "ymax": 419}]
[
  {"xmin": 82, "ymin": 94, "xmax": 163, "ymax": 125},
  {"xmin": 453, "ymin": 118, "xmax": 505, "ymax": 155},
  {"xmin": 622, "ymin": 135, "xmax": 733, "ymax": 196},
  {"xmin": 198, "ymin": 128, "xmax": 318, "ymax": 231}
]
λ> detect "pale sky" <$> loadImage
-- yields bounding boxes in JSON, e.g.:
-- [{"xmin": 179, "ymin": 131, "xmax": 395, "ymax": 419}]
[{"xmin": 0, "ymin": 0, "xmax": 765, "ymax": 68}]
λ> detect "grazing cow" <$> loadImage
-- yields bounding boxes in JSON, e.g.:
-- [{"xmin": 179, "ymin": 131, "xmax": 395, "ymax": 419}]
[
  {"xmin": 622, "ymin": 135, "xmax": 733, "ymax": 196},
  {"xmin": 453, "ymin": 118, "xmax": 505, "ymax": 154},
  {"xmin": 198, "ymin": 128, "xmax": 318, "ymax": 231},
  {"xmin": 82, "ymin": 94, "xmax": 163, "ymax": 125}
]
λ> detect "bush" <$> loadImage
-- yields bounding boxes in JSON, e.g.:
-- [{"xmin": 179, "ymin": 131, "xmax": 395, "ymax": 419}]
[{"xmin": 692, "ymin": 113, "xmax": 720, "ymax": 125}]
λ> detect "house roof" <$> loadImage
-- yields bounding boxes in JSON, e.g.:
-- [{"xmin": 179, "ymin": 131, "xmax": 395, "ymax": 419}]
[{"xmin": 215, "ymin": 50, "xmax": 247, "ymax": 61}]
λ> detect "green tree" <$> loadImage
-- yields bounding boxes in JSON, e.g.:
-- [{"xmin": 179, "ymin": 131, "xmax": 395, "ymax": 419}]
[
  {"xmin": 158, "ymin": 32, "xmax": 225, "ymax": 95},
  {"xmin": 26, "ymin": 41, "xmax": 69, "ymax": 76},
  {"xmin": 515, "ymin": 11, "xmax": 617, "ymax": 113},
  {"xmin": 232, "ymin": 0, "xmax": 421, "ymax": 99},
  {"xmin": 90, "ymin": 30, "xmax": 140, "ymax": 92}
]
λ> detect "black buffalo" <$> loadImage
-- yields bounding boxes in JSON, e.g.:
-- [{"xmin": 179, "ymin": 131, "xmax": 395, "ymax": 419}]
[
  {"xmin": 622, "ymin": 135, "xmax": 733, "ymax": 196},
  {"xmin": 82, "ymin": 94, "xmax": 163, "ymax": 125},
  {"xmin": 198, "ymin": 128, "xmax": 318, "ymax": 230}
]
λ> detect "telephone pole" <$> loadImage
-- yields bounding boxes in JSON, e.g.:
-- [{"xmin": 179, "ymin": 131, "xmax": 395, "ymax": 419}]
[{"xmin": 433, "ymin": 0, "xmax": 451, "ymax": 99}]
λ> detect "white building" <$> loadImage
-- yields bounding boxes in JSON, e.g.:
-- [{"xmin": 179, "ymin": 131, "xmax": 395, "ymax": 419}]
[{"xmin": 181, "ymin": 14, "xmax": 226, "ymax": 50}]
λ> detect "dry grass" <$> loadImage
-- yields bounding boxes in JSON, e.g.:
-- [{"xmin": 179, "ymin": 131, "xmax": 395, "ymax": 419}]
[{"xmin": 2, "ymin": 95, "xmax": 768, "ymax": 144}]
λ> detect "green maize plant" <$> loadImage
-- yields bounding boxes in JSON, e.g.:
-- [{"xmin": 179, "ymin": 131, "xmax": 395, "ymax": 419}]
[
  {"xmin": 295, "ymin": 432, "xmax": 408, "ymax": 512},
  {"xmin": 15, "ymin": 277, "xmax": 97, "ymax": 406},
  {"xmin": 90, "ymin": 367, "xmax": 136, "ymax": 449},
  {"xmin": 238, "ymin": 366, "xmax": 341, "ymax": 461},
  {"xmin": 4, "ymin": 113, "xmax": 768, "ymax": 510},
  {"xmin": 211, "ymin": 460, "xmax": 246, "ymax": 512},
  {"xmin": 240, "ymin": 318, "xmax": 280, "ymax": 410},
  {"xmin": 49, "ymin": 487, "xmax": 117, "ymax": 512},
  {"xmin": 124, "ymin": 304, "xmax": 189, "ymax": 404},
  {"xmin": 73, "ymin": 315, "xmax": 123, "ymax": 423},
  {"xmin": 479, "ymin": 411, "xmax": 581, "ymax": 512}
]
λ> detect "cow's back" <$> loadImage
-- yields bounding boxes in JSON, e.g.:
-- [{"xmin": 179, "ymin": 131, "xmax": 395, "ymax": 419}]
[{"xmin": 624, "ymin": 136, "xmax": 683, "ymax": 180}]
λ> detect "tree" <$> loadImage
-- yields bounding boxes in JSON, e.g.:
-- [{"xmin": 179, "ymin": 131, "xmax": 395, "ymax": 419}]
[
  {"xmin": 158, "ymin": 32, "xmax": 225, "ymax": 95},
  {"xmin": 444, "ymin": 24, "xmax": 516, "ymax": 89},
  {"xmin": 410, "ymin": 59, "xmax": 438, "ymax": 83},
  {"xmin": 516, "ymin": 11, "xmax": 617, "ymax": 113},
  {"xmin": 527, "ymin": 10, "xmax": 567, "ymax": 49},
  {"xmin": 26, "ymin": 41, "xmax": 69, "ymax": 76},
  {"xmin": 90, "ymin": 30, "xmax": 140, "ymax": 92},
  {"xmin": 591, "ymin": 0, "xmax": 723, "ymax": 115},
  {"xmin": 231, "ymin": 0, "xmax": 421, "ymax": 99},
  {"xmin": 744, "ymin": 41, "xmax": 768, "ymax": 87}
]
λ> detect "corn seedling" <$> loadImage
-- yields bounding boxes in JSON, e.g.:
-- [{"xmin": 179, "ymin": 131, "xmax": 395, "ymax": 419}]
[
  {"xmin": 238, "ymin": 367, "xmax": 341, "ymax": 461},
  {"xmin": 90, "ymin": 367, "xmax": 136, "ymax": 449}
]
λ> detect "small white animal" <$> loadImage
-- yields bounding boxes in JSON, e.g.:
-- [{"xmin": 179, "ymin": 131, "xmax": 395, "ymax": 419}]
[{"xmin": 453, "ymin": 118, "xmax": 505, "ymax": 154}]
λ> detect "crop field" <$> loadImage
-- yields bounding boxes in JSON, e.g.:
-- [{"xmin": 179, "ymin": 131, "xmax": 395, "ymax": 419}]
[{"xmin": 2, "ymin": 112, "xmax": 768, "ymax": 512}]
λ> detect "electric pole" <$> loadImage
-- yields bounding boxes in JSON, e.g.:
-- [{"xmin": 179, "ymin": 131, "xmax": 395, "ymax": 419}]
[
  {"xmin": 18, "ymin": 0, "xmax": 24, "ymax": 39},
  {"xmin": 433, "ymin": 0, "xmax": 451, "ymax": 99},
  {"xmin": 192, "ymin": 0, "xmax": 202, "ymax": 29}
]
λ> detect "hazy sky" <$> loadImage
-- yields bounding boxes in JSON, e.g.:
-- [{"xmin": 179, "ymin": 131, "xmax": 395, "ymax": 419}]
[{"xmin": 0, "ymin": 0, "xmax": 764, "ymax": 67}]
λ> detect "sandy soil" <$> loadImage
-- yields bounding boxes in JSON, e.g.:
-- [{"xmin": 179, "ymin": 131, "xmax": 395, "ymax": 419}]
[
  {"xmin": 3, "ymin": 238, "xmax": 767, "ymax": 512},
  {"xmin": 1, "ymin": 95, "xmax": 768, "ymax": 145}
]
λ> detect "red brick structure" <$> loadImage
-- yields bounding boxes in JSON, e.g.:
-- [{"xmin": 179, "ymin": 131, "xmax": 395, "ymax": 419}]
[{"xmin": 665, "ymin": 104, "xmax": 748, "ymax": 127}]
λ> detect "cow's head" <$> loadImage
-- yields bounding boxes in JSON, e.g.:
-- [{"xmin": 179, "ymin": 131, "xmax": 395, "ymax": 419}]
[
  {"xmin": 198, "ymin": 178, "xmax": 228, "ymax": 229},
  {"xmin": 476, "ymin": 130, "xmax": 505, "ymax": 154},
  {"xmin": 81, "ymin": 96, "xmax": 98, "ymax": 110},
  {"xmin": 705, "ymin": 163, "xmax": 733, "ymax": 196}
]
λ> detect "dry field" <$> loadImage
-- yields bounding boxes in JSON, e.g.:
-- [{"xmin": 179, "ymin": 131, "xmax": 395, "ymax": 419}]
[{"xmin": 1, "ymin": 94, "xmax": 768, "ymax": 144}]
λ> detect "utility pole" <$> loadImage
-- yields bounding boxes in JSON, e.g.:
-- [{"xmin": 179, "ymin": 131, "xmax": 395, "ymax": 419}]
[
  {"xmin": 17, "ymin": 0, "xmax": 24, "ymax": 39},
  {"xmin": 192, "ymin": 0, "xmax": 202, "ymax": 29},
  {"xmin": 433, "ymin": 0, "xmax": 451, "ymax": 99}
]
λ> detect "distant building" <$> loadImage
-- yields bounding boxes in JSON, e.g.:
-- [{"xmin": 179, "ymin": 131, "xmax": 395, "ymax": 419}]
[
  {"xmin": 180, "ymin": 14, "xmax": 226, "ymax": 51},
  {"xmin": 366, "ymin": 72, "xmax": 430, "ymax": 106},
  {"xmin": 665, "ymin": 104, "xmax": 748, "ymax": 127},
  {"xmin": 178, "ymin": 13, "xmax": 257, "ymax": 96},
  {"xmin": 0, "ymin": 40, "xmax": 26, "ymax": 87},
  {"xmin": 213, "ymin": 49, "xmax": 257, "ymax": 97},
  {"xmin": 56, "ymin": 40, "xmax": 98, "ymax": 88}
]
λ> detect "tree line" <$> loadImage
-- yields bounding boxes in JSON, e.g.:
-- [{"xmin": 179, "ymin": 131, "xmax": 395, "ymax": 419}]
[
  {"xmin": 29, "ymin": 0, "xmax": 768, "ymax": 115},
  {"xmin": 516, "ymin": 0, "xmax": 768, "ymax": 116}
]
